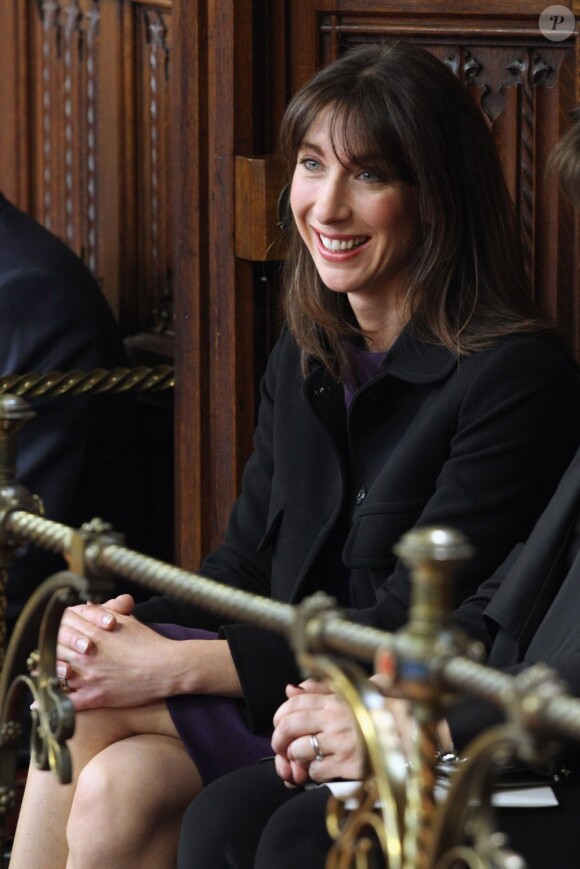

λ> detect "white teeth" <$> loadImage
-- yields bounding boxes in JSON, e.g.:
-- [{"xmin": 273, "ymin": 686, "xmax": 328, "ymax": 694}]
[{"xmin": 320, "ymin": 234, "xmax": 367, "ymax": 251}]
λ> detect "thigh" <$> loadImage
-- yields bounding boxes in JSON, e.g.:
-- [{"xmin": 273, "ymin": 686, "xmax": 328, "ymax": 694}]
[
  {"xmin": 70, "ymin": 700, "xmax": 179, "ymax": 768},
  {"xmin": 177, "ymin": 759, "xmax": 300, "ymax": 869},
  {"xmin": 498, "ymin": 782, "xmax": 580, "ymax": 869}
]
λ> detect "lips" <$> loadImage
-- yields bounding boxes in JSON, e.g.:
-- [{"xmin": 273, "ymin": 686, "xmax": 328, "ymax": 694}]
[
  {"xmin": 319, "ymin": 233, "xmax": 368, "ymax": 252},
  {"xmin": 314, "ymin": 232, "xmax": 370, "ymax": 261}
]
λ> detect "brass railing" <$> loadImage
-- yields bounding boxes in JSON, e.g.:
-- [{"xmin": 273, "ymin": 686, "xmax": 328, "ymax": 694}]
[
  {"xmin": 0, "ymin": 365, "xmax": 174, "ymax": 397},
  {"xmin": 0, "ymin": 391, "xmax": 578, "ymax": 868}
]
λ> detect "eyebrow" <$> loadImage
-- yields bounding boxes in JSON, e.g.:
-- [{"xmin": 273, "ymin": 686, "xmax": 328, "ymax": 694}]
[
  {"xmin": 297, "ymin": 139, "xmax": 324, "ymax": 155},
  {"xmin": 298, "ymin": 139, "xmax": 384, "ymax": 167}
]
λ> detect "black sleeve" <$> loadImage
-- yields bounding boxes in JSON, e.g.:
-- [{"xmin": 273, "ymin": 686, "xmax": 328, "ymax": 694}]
[{"xmin": 450, "ymin": 543, "xmax": 526, "ymax": 647}]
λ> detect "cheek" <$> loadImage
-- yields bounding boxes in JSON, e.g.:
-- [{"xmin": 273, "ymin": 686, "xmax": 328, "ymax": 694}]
[
  {"xmin": 289, "ymin": 180, "xmax": 305, "ymax": 220},
  {"xmin": 289, "ymin": 183, "xmax": 311, "ymax": 242}
]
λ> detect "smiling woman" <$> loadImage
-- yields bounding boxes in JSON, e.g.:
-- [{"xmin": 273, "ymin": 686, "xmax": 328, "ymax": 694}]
[{"xmin": 10, "ymin": 43, "xmax": 580, "ymax": 869}]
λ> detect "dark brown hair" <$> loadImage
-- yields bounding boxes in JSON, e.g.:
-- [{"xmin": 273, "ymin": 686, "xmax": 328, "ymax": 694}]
[
  {"xmin": 548, "ymin": 106, "xmax": 580, "ymax": 208},
  {"xmin": 279, "ymin": 43, "xmax": 546, "ymax": 378}
]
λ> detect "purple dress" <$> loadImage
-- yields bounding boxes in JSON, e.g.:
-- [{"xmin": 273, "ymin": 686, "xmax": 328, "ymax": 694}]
[{"xmin": 152, "ymin": 624, "xmax": 273, "ymax": 785}]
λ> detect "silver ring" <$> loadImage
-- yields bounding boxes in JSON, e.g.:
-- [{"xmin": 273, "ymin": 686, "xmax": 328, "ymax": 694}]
[
  {"xmin": 309, "ymin": 733, "xmax": 324, "ymax": 762},
  {"xmin": 59, "ymin": 677, "xmax": 72, "ymax": 693}
]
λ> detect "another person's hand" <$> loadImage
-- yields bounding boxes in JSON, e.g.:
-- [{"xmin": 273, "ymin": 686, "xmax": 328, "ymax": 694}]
[{"xmin": 272, "ymin": 681, "xmax": 364, "ymax": 787}]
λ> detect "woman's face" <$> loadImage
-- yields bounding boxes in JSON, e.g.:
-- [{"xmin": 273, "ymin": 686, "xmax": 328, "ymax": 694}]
[{"xmin": 290, "ymin": 108, "xmax": 419, "ymax": 317}]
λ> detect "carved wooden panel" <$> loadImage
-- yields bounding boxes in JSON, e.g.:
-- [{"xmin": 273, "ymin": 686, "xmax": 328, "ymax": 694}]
[{"xmin": 0, "ymin": 0, "xmax": 174, "ymax": 338}]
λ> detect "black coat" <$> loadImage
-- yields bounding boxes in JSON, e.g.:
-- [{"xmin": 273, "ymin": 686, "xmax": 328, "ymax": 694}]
[
  {"xmin": 137, "ymin": 325, "xmax": 580, "ymax": 731},
  {"xmin": 450, "ymin": 446, "xmax": 580, "ymax": 750}
]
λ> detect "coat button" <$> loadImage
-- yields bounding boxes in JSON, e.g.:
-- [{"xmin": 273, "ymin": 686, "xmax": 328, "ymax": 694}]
[
  {"xmin": 314, "ymin": 383, "xmax": 333, "ymax": 399},
  {"xmin": 355, "ymin": 486, "xmax": 367, "ymax": 505}
]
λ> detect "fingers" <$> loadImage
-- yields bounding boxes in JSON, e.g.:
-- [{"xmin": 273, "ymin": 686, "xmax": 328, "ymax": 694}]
[
  {"xmin": 286, "ymin": 734, "xmax": 335, "ymax": 784},
  {"xmin": 274, "ymin": 752, "xmax": 294, "ymax": 783},
  {"xmin": 56, "ymin": 596, "xmax": 135, "ymax": 656},
  {"xmin": 57, "ymin": 604, "xmax": 118, "ymax": 657},
  {"xmin": 101, "ymin": 594, "xmax": 135, "ymax": 615},
  {"xmin": 273, "ymin": 689, "xmax": 329, "ymax": 728},
  {"xmin": 56, "ymin": 660, "xmax": 73, "ymax": 680},
  {"xmin": 295, "ymin": 679, "xmax": 332, "ymax": 695},
  {"xmin": 287, "ymin": 733, "xmax": 322, "ymax": 766},
  {"xmin": 272, "ymin": 707, "xmax": 327, "ymax": 754},
  {"xmin": 274, "ymin": 747, "xmax": 310, "ymax": 788}
]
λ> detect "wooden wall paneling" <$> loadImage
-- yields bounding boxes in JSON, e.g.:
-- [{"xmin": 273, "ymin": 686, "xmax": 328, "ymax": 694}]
[
  {"xmin": 204, "ymin": 0, "xmax": 258, "ymax": 552},
  {"xmin": 3, "ymin": 0, "xmax": 174, "ymax": 331},
  {"xmin": 130, "ymin": 2, "xmax": 173, "ymax": 335},
  {"xmin": 0, "ymin": 2, "xmax": 32, "ymax": 209},
  {"xmin": 290, "ymin": 0, "xmax": 339, "ymax": 91},
  {"xmin": 172, "ymin": 0, "xmax": 209, "ymax": 568},
  {"xmin": 24, "ymin": 0, "xmax": 115, "ymax": 312},
  {"xmin": 97, "ymin": 0, "xmax": 134, "ymax": 322}
]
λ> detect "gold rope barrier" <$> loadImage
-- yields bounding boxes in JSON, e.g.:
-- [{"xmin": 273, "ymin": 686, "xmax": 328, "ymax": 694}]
[
  {"xmin": 0, "ymin": 365, "xmax": 174, "ymax": 397},
  {"xmin": 0, "ymin": 394, "xmax": 578, "ymax": 867}
]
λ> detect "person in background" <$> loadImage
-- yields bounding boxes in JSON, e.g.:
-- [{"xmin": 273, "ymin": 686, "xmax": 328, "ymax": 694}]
[
  {"xmin": 11, "ymin": 44, "xmax": 580, "ymax": 869},
  {"xmin": 0, "ymin": 191, "xmax": 150, "ymax": 640},
  {"xmin": 175, "ymin": 104, "xmax": 580, "ymax": 869}
]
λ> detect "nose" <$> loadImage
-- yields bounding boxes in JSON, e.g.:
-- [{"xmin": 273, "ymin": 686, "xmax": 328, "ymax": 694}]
[{"xmin": 312, "ymin": 174, "xmax": 351, "ymax": 225}]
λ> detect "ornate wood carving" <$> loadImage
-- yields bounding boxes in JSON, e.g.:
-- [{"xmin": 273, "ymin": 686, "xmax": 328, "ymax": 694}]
[{"xmin": 3, "ymin": 0, "xmax": 173, "ymax": 340}]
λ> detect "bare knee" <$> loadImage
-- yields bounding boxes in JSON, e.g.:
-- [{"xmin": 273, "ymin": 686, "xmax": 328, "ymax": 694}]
[{"xmin": 66, "ymin": 754, "xmax": 139, "ymax": 866}]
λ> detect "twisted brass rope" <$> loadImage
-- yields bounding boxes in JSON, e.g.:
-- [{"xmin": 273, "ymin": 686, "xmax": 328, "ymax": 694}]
[
  {"xmin": 0, "ymin": 365, "xmax": 174, "ymax": 398},
  {"xmin": 443, "ymin": 656, "xmax": 580, "ymax": 741},
  {"xmin": 4, "ymin": 509, "xmax": 580, "ymax": 744}
]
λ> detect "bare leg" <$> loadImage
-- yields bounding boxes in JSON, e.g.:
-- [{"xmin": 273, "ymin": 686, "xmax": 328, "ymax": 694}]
[
  {"xmin": 66, "ymin": 731, "xmax": 201, "ymax": 869},
  {"xmin": 11, "ymin": 701, "xmax": 201, "ymax": 869}
]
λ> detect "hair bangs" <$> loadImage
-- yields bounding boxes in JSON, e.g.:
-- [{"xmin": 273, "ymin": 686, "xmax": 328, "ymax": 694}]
[{"xmin": 326, "ymin": 99, "xmax": 414, "ymax": 185}]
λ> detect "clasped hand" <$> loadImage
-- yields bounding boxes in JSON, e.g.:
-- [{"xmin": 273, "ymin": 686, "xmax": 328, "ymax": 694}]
[
  {"xmin": 271, "ymin": 662, "xmax": 451, "ymax": 789},
  {"xmin": 272, "ymin": 681, "xmax": 365, "ymax": 788},
  {"xmin": 55, "ymin": 594, "xmax": 173, "ymax": 710}
]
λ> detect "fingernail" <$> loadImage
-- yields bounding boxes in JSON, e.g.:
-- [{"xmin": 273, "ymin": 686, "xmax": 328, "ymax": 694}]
[
  {"xmin": 56, "ymin": 664, "xmax": 67, "ymax": 678},
  {"xmin": 76, "ymin": 637, "xmax": 89, "ymax": 652},
  {"xmin": 101, "ymin": 613, "xmax": 113, "ymax": 626}
]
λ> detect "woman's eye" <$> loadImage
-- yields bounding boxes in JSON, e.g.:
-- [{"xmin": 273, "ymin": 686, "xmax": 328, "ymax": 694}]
[
  {"xmin": 299, "ymin": 158, "xmax": 320, "ymax": 171},
  {"xmin": 358, "ymin": 169, "xmax": 379, "ymax": 183}
]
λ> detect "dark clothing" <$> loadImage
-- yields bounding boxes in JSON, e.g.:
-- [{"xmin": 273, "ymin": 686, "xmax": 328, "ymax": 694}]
[
  {"xmin": 0, "ymin": 192, "xmax": 148, "ymax": 633},
  {"xmin": 177, "ymin": 759, "xmax": 580, "ymax": 869},
  {"xmin": 177, "ymin": 761, "xmax": 333, "ymax": 869},
  {"xmin": 450, "ymin": 447, "xmax": 580, "ymax": 748},
  {"xmin": 177, "ymin": 448, "xmax": 580, "ymax": 869},
  {"xmin": 137, "ymin": 324, "xmax": 580, "ymax": 731}
]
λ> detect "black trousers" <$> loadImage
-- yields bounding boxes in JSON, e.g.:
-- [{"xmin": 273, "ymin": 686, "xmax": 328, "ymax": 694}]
[
  {"xmin": 177, "ymin": 759, "xmax": 580, "ymax": 869},
  {"xmin": 177, "ymin": 760, "xmax": 331, "ymax": 869}
]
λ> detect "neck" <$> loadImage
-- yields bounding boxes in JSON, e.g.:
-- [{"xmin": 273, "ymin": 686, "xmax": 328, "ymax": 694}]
[{"xmin": 348, "ymin": 282, "xmax": 411, "ymax": 353}]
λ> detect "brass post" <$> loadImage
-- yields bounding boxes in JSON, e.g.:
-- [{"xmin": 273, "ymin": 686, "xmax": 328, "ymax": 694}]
[
  {"xmin": 393, "ymin": 527, "xmax": 473, "ymax": 869},
  {"xmin": 0, "ymin": 396, "xmax": 42, "ymax": 659}
]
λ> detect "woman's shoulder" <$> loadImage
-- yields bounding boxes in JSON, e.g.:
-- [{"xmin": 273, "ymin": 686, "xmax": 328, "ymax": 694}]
[{"xmin": 463, "ymin": 330, "xmax": 578, "ymax": 379}]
